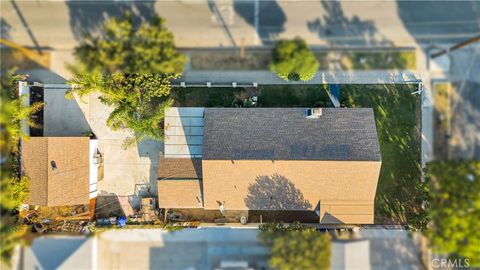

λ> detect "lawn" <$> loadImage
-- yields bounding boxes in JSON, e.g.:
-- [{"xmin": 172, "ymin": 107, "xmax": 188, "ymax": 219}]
[
  {"xmin": 171, "ymin": 84, "xmax": 424, "ymax": 227},
  {"xmin": 340, "ymin": 85, "xmax": 424, "ymax": 228},
  {"xmin": 171, "ymin": 87, "xmax": 245, "ymax": 107},
  {"xmin": 341, "ymin": 51, "xmax": 416, "ymax": 70}
]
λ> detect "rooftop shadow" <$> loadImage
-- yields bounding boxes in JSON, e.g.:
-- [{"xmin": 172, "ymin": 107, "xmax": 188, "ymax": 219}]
[
  {"xmin": 245, "ymin": 174, "xmax": 312, "ymax": 210},
  {"xmin": 66, "ymin": 0, "xmax": 157, "ymax": 40},
  {"xmin": 308, "ymin": 0, "xmax": 392, "ymax": 47},
  {"xmin": 234, "ymin": 0, "xmax": 286, "ymax": 45}
]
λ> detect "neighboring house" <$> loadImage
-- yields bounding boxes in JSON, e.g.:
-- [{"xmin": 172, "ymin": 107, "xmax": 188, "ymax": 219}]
[
  {"xmin": 18, "ymin": 81, "xmax": 101, "ymax": 207},
  {"xmin": 158, "ymin": 107, "xmax": 381, "ymax": 224},
  {"xmin": 21, "ymin": 137, "xmax": 100, "ymax": 206}
]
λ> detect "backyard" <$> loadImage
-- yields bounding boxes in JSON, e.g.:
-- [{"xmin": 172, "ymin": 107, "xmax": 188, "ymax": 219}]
[{"xmin": 171, "ymin": 84, "xmax": 424, "ymax": 227}]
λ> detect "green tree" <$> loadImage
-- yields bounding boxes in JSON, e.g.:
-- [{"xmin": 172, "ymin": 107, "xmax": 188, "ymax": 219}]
[
  {"xmin": 426, "ymin": 161, "xmax": 480, "ymax": 266},
  {"xmin": 270, "ymin": 38, "xmax": 319, "ymax": 81},
  {"xmin": 0, "ymin": 72, "xmax": 38, "ymax": 264},
  {"xmin": 68, "ymin": 73, "xmax": 173, "ymax": 147},
  {"xmin": 70, "ymin": 13, "xmax": 185, "ymax": 146},
  {"xmin": 259, "ymin": 222, "xmax": 331, "ymax": 270},
  {"xmin": 2, "ymin": 176, "xmax": 29, "ymax": 211},
  {"xmin": 72, "ymin": 12, "xmax": 186, "ymax": 74}
]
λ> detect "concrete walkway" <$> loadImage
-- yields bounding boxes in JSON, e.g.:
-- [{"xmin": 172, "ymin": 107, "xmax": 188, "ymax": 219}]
[{"xmin": 173, "ymin": 70, "xmax": 422, "ymax": 87}]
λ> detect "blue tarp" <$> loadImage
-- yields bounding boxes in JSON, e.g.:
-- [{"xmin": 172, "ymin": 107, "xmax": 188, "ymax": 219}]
[{"xmin": 329, "ymin": 84, "xmax": 341, "ymax": 107}]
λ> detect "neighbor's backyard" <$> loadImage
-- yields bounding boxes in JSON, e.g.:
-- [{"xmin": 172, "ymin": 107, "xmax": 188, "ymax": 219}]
[{"xmin": 171, "ymin": 84, "xmax": 424, "ymax": 227}]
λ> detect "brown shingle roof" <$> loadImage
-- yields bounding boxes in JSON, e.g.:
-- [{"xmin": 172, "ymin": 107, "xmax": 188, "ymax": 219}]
[
  {"xmin": 22, "ymin": 137, "xmax": 90, "ymax": 206},
  {"xmin": 157, "ymin": 179, "xmax": 203, "ymax": 208},
  {"xmin": 157, "ymin": 157, "xmax": 203, "ymax": 208},
  {"xmin": 203, "ymin": 108, "xmax": 381, "ymax": 161},
  {"xmin": 157, "ymin": 157, "xmax": 202, "ymax": 180}
]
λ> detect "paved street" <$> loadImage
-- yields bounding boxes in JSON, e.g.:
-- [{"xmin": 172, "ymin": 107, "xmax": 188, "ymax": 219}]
[{"xmin": 2, "ymin": 0, "xmax": 479, "ymax": 49}]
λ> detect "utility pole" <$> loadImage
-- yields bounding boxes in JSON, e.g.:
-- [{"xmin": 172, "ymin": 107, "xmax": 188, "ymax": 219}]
[
  {"xmin": 431, "ymin": 34, "xmax": 480, "ymax": 58},
  {"xmin": 253, "ymin": 0, "xmax": 259, "ymax": 46}
]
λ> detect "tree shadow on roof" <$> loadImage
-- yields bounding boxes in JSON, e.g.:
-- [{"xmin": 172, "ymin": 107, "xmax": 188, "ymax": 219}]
[
  {"xmin": 245, "ymin": 174, "xmax": 312, "ymax": 210},
  {"xmin": 307, "ymin": 0, "xmax": 392, "ymax": 47},
  {"xmin": 66, "ymin": 1, "xmax": 157, "ymax": 40},
  {"xmin": 234, "ymin": 0, "xmax": 286, "ymax": 45}
]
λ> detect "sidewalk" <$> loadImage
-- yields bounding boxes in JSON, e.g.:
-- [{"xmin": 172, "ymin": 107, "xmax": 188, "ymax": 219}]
[{"xmin": 173, "ymin": 70, "xmax": 422, "ymax": 86}]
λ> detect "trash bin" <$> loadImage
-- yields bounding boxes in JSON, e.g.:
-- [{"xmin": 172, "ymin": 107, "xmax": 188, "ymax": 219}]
[{"xmin": 117, "ymin": 216, "xmax": 127, "ymax": 227}]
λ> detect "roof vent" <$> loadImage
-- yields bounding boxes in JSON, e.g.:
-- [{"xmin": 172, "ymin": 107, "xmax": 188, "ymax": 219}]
[
  {"xmin": 306, "ymin": 108, "xmax": 322, "ymax": 119},
  {"xmin": 50, "ymin": 160, "xmax": 57, "ymax": 171}
]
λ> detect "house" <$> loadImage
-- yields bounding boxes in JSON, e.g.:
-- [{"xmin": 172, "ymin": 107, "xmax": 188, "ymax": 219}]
[
  {"xmin": 18, "ymin": 81, "xmax": 101, "ymax": 207},
  {"xmin": 158, "ymin": 107, "xmax": 381, "ymax": 224},
  {"xmin": 21, "ymin": 137, "xmax": 100, "ymax": 206}
]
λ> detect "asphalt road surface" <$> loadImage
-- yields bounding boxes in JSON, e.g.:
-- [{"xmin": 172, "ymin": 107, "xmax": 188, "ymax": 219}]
[{"xmin": 2, "ymin": 0, "xmax": 479, "ymax": 49}]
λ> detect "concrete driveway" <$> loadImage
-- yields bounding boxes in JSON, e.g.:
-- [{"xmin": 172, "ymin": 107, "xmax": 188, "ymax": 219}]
[
  {"xmin": 85, "ymin": 93, "xmax": 162, "ymax": 196},
  {"xmin": 44, "ymin": 90, "xmax": 162, "ymax": 197},
  {"xmin": 43, "ymin": 87, "xmax": 90, "ymax": 136}
]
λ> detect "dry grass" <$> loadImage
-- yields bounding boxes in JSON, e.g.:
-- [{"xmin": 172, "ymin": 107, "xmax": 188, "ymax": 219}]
[
  {"xmin": 433, "ymin": 82, "xmax": 452, "ymax": 160},
  {"xmin": 189, "ymin": 49, "xmax": 416, "ymax": 71},
  {"xmin": 190, "ymin": 50, "xmax": 271, "ymax": 70}
]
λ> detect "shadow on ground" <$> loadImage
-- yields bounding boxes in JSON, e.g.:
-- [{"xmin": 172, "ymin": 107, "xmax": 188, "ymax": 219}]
[
  {"xmin": 137, "ymin": 139, "xmax": 163, "ymax": 195},
  {"xmin": 233, "ymin": 0, "xmax": 286, "ymax": 45},
  {"xmin": 66, "ymin": 0, "xmax": 157, "ymax": 40},
  {"xmin": 0, "ymin": 17, "xmax": 11, "ymax": 39},
  {"xmin": 308, "ymin": 0, "xmax": 392, "ymax": 47}
]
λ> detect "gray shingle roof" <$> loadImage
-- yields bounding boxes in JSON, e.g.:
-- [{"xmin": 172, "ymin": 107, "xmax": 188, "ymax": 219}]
[{"xmin": 202, "ymin": 108, "xmax": 381, "ymax": 161}]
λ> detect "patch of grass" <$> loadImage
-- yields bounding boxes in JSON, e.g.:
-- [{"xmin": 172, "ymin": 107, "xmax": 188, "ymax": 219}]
[
  {"xmin": 190, "ymin": 50, "xmax": 271, "ymax": 70},
  {"xmin": 258, "ymin": 85, "xmax": 331, "ymax": 107},
  {"xmin": 340, "ymin": 84, "xmax": 424, "ymax": 227},
  {"xmin": 433, "ymin": 82, "xmax": 451, "ymax": 160},
  {"xmin": 433, "ymin": 83, "xmax": 451, "ymax": 129},
  {"xmin": 341, "ymin": 51, "xmax": 416, "ymax": 70},
  {"xmin": 171, "ymin": 87, "xmax": 245, "ymax": 107}
]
